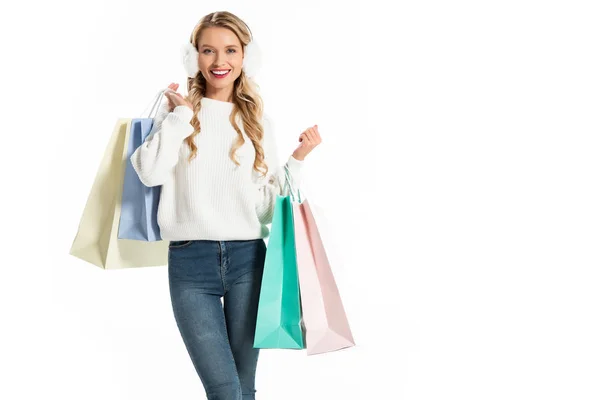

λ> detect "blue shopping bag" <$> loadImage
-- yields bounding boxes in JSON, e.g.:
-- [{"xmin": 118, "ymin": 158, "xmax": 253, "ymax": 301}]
[{"xmin": 117, "ymin": 90, "xmax": 167, "ymax": 242}]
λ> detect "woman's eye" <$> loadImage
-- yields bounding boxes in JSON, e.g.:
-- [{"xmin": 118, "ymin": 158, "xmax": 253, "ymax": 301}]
[{"xmin": 202, "ymin": 49, "xmax": 236, "ymax": 54}]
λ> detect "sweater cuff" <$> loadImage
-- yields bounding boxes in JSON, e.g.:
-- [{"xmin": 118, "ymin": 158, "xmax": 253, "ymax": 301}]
[
  {"xmin": 163, "ymin": 106, "xmax": 195, "ymax": 141},
  {"xmin": 171, "ymin": 105, "xmax": 194, "ymax": 124},
  {"xmin": 285, "ymin": 154, "xmax": 304, "ymax": 184}
]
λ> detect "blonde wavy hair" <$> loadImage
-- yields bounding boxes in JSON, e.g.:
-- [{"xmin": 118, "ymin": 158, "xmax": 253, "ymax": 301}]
[{"xmin": 183, "ymin": 11, "xmax": 268, "ymax": 178}]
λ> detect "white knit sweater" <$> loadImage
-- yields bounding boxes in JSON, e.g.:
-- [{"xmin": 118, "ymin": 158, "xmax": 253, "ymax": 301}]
[{"xmin": 130, "ymin": 96, "xmax": 304, "ymax": 241}]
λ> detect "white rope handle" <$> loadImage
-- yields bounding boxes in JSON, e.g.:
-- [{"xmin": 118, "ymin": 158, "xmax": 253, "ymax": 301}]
[{"xmin": 139, "ymin": 88, "xmax": 175, "ymax": 119}]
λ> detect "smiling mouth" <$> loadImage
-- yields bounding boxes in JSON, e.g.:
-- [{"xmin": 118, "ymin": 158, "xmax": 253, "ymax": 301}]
[{"xmin": 211, "ymin": 69, "xmax": 231, "ymax": 78}]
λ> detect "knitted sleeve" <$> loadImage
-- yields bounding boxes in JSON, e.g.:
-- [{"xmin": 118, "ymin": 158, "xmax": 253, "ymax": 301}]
[
  {"xmin": 254, "ymin": 113, "xmax": 304, "ymax": 225},
  {"xmin": 130, "ymin": 104, "xmax": 195, "ymax": 187}
]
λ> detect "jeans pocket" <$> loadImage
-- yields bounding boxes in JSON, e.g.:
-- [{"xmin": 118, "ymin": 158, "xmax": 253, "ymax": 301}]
[{"xmin": 169, "ymin": 240, "xmax": 193, "ymax": 249}]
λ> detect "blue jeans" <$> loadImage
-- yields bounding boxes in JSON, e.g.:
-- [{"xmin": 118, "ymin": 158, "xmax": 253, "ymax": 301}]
[{"xmin": 168, "ymin": 239, "xmax": 267, "ymax": 400}]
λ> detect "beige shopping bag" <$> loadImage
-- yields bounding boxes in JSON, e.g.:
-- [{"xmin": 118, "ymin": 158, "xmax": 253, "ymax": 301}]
[{"xmin": 69, "ymin": 118, "xmax": 169, "ymax": 269}]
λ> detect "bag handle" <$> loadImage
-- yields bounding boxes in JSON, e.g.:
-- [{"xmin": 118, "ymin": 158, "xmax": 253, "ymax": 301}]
[
  {"xmin": 139, "ymin": 88, "xmax": 173, "ymax": 119},
  {"xmin": 283, "ymin": 164, "xmax": 302, "ymax": 203}
]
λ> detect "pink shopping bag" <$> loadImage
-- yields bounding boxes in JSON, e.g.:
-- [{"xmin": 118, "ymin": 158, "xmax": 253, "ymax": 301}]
[{"xmin": 284, "ymin": 168, "xmax": 355, "ymax": 355}]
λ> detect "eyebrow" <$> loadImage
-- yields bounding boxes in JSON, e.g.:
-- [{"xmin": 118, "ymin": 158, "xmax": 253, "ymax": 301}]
[{"xmin": 200, "ymin": 44, "xmax": 240, "ymax": 49}]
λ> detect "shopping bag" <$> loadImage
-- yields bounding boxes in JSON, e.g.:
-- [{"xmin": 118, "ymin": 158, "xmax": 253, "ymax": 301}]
[
  {"xmin": 117, "ymin": 117, "xmax": 163, "ymax": 241},
  {"xmin": 118, "ymin": 90, "xmax": 166, "ymax": 241},
  {"xmin": 286, "ymin": 167, "xmax": 355, "ymax": 355},
  {"xmin": 69, "ymin": 90, "xmax": 170, "ymax": 269},
  {"xmin": 253, "ymin": 174, "xmax": 305, "ymax": 349}
]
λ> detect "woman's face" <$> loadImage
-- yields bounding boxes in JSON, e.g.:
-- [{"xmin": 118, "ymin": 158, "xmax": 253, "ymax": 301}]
[{"xmin": 197, "ymin": 27, "xmax": 244, "ymax": 91}]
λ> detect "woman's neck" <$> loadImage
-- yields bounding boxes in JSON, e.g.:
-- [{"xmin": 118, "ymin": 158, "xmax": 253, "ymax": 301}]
[{"xmin": 204, "ymin": 87, "xmax": 234, "ymax": 103}]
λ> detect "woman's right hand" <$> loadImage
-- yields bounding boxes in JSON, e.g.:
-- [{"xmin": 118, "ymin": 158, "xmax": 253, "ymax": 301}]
[{"xmin": 164, "ymin": 82, "xmax": 193, "ymax": 112}]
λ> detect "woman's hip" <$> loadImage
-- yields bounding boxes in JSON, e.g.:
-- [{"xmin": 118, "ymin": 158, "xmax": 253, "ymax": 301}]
[{"xmin": 167, "ymin": 239, "xmax": 266, "ymax": 295}]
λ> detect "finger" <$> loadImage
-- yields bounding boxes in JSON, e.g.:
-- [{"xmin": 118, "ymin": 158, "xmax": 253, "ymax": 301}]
[
  {"xmin": 311, "ymin": 127, "xmax": 321, "ymax": 140},
  {"xmin": 164, "ymin": 92, "xmax": 175, "ymax": 108},
  {"xmin": 301, "ymin": 133, "xmax": 313, "ymax": 145},
  {"xmin": 312, "ymin": 131, "xmax": 322, "ymax": 143}
]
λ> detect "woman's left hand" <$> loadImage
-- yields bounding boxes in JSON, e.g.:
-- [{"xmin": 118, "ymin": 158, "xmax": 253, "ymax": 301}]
[{"xmin": 292, "ymin": 125, "xmax": 322, "ymax": 161}]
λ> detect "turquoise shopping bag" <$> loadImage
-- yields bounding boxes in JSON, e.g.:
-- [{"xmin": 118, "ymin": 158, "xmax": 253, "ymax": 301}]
[{"xmin": 253, "ymin": 167, "xmax": 305, "ymax": 349}]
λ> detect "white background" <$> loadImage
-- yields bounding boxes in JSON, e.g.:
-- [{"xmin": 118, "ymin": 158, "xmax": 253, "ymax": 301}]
[{"xmin": 2, "ymin": 0, "xmax": 600, "ymax": 399}]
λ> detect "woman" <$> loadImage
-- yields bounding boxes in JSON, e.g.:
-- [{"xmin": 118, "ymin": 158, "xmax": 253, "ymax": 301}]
[{"xmin": 130, "ymin": 11, "xmax": 321, "ymax": 400}]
